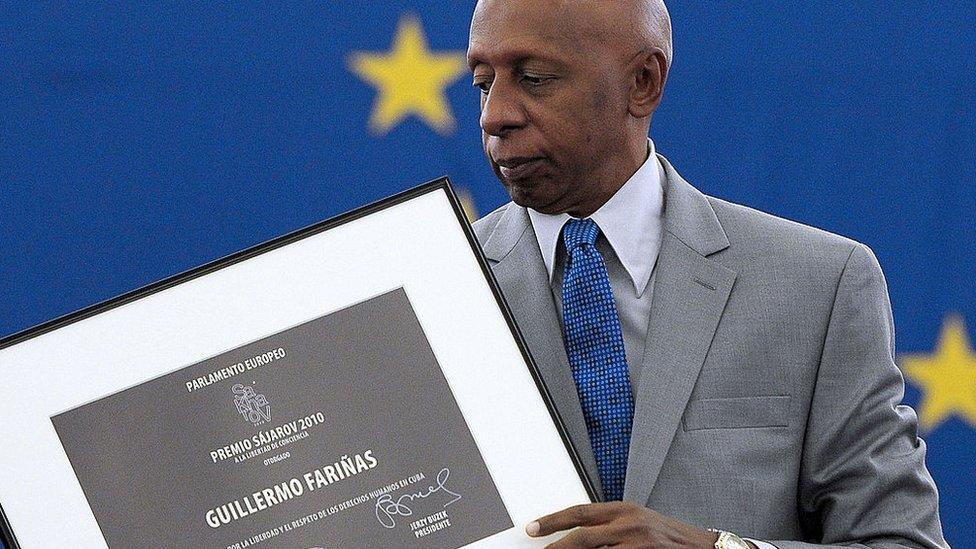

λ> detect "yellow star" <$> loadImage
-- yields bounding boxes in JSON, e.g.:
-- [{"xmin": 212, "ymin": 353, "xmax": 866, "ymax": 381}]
[
  {"xmin": 901, "ymin": 315, "xmax": 976, "ymax": 431},
  {"xmin": 456, "ymin": 187, "xmax": 480, "ymax": 223},
  {"xmin": 349, "ymin": 15, "xmax": 466, "ymax": 135}
]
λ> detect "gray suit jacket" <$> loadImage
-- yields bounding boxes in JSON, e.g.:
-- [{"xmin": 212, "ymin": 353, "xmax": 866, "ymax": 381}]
[{"xmin": 472, "ymin": 155, "xmax": 947, "ymax": 548}]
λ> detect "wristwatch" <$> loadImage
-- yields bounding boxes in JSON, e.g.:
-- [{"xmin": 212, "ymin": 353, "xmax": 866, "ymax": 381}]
[{"xmin": 709, "ymin": 529, "xmax": 751, "ymax": 549}]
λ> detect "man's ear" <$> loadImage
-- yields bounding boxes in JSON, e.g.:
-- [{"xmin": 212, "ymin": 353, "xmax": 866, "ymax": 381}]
[{"xmin": 628, "ymin": 48, "xmax": 668, "ymax": 118}]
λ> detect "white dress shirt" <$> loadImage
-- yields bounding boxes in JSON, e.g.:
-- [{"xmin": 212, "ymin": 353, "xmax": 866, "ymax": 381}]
[{"xmin": 526, "ymin": 139, "xmax": 775, "ymax": 549}]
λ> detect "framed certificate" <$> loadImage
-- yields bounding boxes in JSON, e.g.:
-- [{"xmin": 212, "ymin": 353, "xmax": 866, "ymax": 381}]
[{"xmin": 0, "ymin": 180, "xmax": 596, "ymax": 548}]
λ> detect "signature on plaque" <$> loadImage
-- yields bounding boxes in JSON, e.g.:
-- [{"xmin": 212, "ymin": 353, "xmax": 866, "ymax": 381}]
[{"xmin": 374, "ymin": 468, "xmax": 462, "ymax": 529}]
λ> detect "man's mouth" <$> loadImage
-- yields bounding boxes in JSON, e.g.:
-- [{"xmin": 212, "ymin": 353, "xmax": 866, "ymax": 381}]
[{"xmin": 495, "ymin": 157, "xmax": 544, "ymax": 181}]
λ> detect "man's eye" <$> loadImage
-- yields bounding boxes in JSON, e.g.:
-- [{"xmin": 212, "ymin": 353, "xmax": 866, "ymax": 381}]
[
  {"xmin": 521, "ymin": 74, "xmax": 549, "ymax": 86},
  {"xmin": 473, "ymin": 81, "xmax": 491, "ymax": 94}
]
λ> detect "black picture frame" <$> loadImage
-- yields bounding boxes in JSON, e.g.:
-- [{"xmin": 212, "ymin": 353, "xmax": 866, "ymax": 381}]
[{"xmin": 0, "ymin": 178, "xmax": 598, "ymax": 548}]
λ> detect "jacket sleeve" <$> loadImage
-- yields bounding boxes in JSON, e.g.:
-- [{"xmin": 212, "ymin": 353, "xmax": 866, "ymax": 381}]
[{"xmin": 766, "ymin": 244, "xmax": 947, "ymax": 549}]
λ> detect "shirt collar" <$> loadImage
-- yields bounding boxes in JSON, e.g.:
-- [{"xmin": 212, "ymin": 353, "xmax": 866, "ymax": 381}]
[{"xmin": 527, "ymin": 139, "xmax": 665, "ymax": 297}]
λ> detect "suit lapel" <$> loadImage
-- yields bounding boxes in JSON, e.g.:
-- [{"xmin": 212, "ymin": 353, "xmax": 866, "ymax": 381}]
[
  {"xmin": 623, "ymin": 156, "xmax": 737, "ymax": 504},
  {"xmin": 481, "ymin": 204, "xmax": 604, "ymax": 499}
]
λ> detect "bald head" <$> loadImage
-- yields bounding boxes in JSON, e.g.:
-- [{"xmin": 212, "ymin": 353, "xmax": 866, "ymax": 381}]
[
  {"xmin": 472, "ymin": 0, "xmax": 672, "ymax": 69},
  {"xmin": 467, "ymin": 0, "xmax": 674, "ymax": 216}
]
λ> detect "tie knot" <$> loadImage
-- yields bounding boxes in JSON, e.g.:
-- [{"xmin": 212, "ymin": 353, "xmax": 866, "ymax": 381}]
[{"xmin": 563, "ymin": 218, "xmax": 600, "ymax": 252}]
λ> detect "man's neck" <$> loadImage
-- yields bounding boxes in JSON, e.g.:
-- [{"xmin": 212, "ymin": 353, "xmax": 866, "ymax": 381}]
[{"xmin": 566, "ymin": 139, "xmax": 651, "ymax": 218}]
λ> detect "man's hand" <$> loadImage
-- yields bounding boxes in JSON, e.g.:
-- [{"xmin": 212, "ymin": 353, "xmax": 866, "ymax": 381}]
[{"xmin": 524, "ymin": 502, "xmax": 722, "ymax": 548}]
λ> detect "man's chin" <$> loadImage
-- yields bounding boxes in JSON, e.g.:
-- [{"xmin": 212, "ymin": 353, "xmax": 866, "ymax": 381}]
[
  {"xmin": 511, "ymin": 194, "xmax": 542, "ymax": 212},
  {"xmin": 506, "ymin": 183, "xmax": 565, "ymax": 214}
]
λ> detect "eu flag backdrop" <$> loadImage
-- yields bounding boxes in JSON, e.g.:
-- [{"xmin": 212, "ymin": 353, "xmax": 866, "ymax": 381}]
[{"xmin": 1, "ymin": 2, "xmax": 973, "ymax": 546}]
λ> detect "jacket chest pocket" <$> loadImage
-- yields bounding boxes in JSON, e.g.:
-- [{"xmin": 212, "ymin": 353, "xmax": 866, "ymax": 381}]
[{"xmin": 682, "ymin": 395, "xmax": 790, "ymax": 431}]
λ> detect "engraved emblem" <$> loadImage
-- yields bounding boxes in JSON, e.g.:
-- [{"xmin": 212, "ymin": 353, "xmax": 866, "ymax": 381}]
[{"xmin": 232, "ymin": 383, "xmax": 271, "ymax": 426}]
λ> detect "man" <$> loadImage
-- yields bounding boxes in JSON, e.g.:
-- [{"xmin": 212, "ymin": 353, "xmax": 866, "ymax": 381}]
[{"xmin": 467, "ymin": 1, "xmax": 947, "ymax": 548}]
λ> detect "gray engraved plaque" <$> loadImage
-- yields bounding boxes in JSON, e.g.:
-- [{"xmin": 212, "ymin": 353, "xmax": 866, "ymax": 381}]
[{"xmin": 52, "ymin": 288, "xmax": 513, "ymax": 548}]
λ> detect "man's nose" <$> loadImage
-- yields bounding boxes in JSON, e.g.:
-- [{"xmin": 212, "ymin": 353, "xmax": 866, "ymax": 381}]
[{"xmin": 480, "ymin": 81, "xmax": 525, "ymax": 137}]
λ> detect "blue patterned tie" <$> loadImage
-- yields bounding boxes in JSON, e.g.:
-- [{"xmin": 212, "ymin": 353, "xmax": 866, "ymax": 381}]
[{"xmin": 561, "ymin": 218, "xmax": 634, "ymax": 501}]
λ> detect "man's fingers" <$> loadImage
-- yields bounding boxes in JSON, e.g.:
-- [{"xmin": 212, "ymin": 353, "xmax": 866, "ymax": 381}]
[
  {"xmin": 526, "ymin": 503, "xmax": 716, "ymax": 548},
  {"xmin": 527, "ymin": 504, "xmax": 604, "ymax": 537},
  {"xmin": 527, "ymin": 502, "xmax": 632, "ymax": 537},
  {"xmin": 543, "ymin": 524, "xmax": 619, "ymax": 549}
]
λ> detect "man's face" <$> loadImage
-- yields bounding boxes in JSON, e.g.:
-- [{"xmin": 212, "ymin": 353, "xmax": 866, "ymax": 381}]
[{"xmin": 467, "ymin": 0, "xmax": 634, "ymax": 216}]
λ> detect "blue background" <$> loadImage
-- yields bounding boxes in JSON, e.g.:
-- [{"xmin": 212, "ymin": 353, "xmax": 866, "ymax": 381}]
[{"xmin": 1, "ymin": 2, "xmax": 972, "ymax": 546}]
